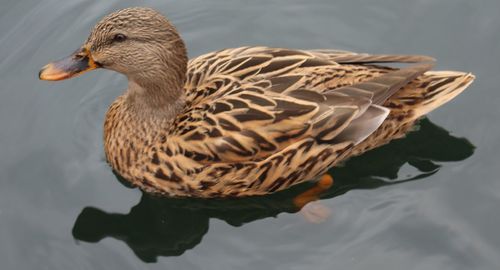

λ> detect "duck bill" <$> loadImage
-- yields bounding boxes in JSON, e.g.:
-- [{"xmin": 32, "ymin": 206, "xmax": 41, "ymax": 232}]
[{"xmin": 39, "ymin": 47, "xmax": 100, "ymax": 81}]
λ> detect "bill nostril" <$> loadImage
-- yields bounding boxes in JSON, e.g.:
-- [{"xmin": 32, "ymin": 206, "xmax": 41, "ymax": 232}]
[{"xmin": 74, "ymin": 54, "xmax": 85, "ymax": 60}]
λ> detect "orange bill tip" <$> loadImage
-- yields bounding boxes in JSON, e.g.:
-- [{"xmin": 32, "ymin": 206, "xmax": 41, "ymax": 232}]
[
  {"xmin": 39, "ymin": 48, "xmax": 100, "ymax": 81},
  {"xmin": 39, "ymin": 63, "xmax": 74, "ymax": 81}
]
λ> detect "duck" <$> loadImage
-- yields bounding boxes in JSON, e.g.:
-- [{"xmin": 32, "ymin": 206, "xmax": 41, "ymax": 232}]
[{"xmin": 39, "ymin": 7, "xmax": 474, "ymax": 198}]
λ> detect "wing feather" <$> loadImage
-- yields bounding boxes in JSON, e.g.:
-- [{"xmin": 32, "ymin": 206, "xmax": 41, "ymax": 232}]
[
  {"xmin": 334, "ymin": 105, "xmax": 390, "ymax": 145},
  {"xmin": 309, "ymin": 49, "xmax": 436, "ymax": 64},
  {"xmin": 328, "ymin": 63, "xmax": 434, "ymax": 104}
]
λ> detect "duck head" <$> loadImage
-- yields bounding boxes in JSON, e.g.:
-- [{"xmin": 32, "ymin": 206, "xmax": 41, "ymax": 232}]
[{"xmin": 39, "ymin": 7, "xmax": 188, "ymax": 109}]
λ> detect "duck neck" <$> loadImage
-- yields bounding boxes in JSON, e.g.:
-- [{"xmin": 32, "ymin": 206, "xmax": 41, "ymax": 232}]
[
  {"xmin": 124, "ymin": 41, "xmax": 188, "ymax": 122},
  {"xmin": 126, "ymin": 79, "xmax": 185, "ymax": 122}
]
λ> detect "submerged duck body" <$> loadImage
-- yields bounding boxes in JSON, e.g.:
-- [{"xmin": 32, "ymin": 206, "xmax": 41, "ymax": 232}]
[{"xmin": 40, "ymin": 7, "xmax": 474, "ymax": 198}]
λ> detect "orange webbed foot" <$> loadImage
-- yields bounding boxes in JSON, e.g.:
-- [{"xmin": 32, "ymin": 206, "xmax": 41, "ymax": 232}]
[{"xmin": 293, "ymin": 174, "xmax": 334, "ymax": 223}]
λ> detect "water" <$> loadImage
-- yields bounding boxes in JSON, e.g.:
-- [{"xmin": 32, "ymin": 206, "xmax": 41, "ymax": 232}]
[{"xmin": 1, "ymin": 0, "xmax": 499, "ymax": 269}]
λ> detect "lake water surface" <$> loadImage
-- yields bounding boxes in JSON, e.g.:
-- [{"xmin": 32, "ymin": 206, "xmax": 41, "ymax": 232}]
[{"xmin": 1, "ymin": 0, "xmax": 500, "ymax": 269}]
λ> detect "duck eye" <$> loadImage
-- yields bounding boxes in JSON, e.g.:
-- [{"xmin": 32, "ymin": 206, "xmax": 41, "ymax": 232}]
[{"xmin": 112, "ymin": 34, "xmax": 127, "ymax": 43}]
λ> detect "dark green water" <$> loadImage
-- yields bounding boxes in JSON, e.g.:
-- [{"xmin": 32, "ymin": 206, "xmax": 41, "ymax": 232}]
[{"xmin": 1, "ymin": 0, "xmax": 499, "ymax": 269}]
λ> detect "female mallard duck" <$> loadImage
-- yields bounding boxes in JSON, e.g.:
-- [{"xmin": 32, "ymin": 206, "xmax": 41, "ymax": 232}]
[{"xmin": 39, "ymin": 7, "xmax": 474, "ymax": 198}]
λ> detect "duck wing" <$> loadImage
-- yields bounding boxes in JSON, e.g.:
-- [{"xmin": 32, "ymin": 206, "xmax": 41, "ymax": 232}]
[{"xmin": 170, "ymin": 58, "xmax": 432, "ymax": 164}]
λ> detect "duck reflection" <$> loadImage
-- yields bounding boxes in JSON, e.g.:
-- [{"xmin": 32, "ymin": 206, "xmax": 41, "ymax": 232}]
[{"xmin": 72, "ymin": 118, "xmax": 474, "ymax": 262}]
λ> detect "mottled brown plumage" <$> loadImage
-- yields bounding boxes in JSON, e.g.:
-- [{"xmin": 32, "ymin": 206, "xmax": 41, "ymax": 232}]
[{"xmin": 41, "ymin": 7, "xmax": 475, "ymax": 197}]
